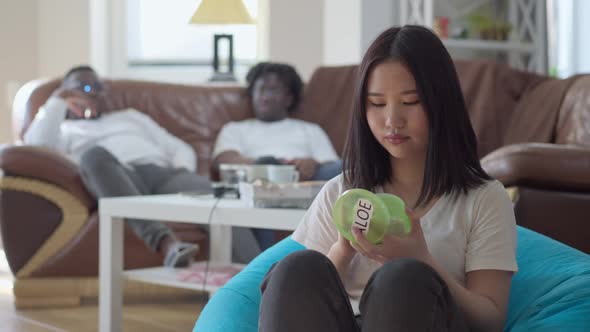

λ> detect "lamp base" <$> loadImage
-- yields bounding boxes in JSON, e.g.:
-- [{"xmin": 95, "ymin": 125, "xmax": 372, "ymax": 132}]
[
  {"xmin": 209, "ymin": 72, "xmax": 237, "ymax": 82},
  {"xmin": 210, "ymin": 34, "xmax": 236, "ymax": 82}
]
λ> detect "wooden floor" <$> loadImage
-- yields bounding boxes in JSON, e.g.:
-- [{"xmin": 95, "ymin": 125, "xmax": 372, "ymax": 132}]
[{"xmin": 0, "ymin": 250, "xmax": 207, "ymax": 332}]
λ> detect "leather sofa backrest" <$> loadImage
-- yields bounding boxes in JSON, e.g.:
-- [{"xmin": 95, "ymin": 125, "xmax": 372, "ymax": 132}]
[
  {"xmin": 16, "ymin": 67, "xmax": 359, "ymax": 176},
  {"xmin": 15, "ymin": 61, "xmax": 590, "ymax": 175},
  {"xmin": 102, "ymin": 80, "xmax": 254, "ymax": 175},
  {"xmin": 556, "ymin": 75, "xmax": 590, "ymax": 147},
  {"xmin": 296, "ymin": 65, "xmax": 358, "ymax": 155},
  {"xmin": 18, "ymin": 79, "xmax": 254, "ymax": 175},
  {"xmin": 454, "ymin": 60, "xmax": 543, "ymax": 157}
]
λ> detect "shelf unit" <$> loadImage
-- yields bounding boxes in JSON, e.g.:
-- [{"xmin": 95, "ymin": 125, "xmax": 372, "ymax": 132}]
[
  {"xmin": 399, "ymin": 0, "xmax": 547, "ymax": 74},
  {"xmin": 442, "ymin": 38, "xmax": 534, "ymax": 52},
  {"xmin": 124, "ymin": 261, "xmax": 246, "ymax": 294}
]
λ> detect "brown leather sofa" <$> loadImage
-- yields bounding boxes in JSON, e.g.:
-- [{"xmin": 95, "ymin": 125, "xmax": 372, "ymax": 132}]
[
  {"xmin": 456, "ymin": 62, "xmax": 590, "ymax": 253},
  {"xmin": 1, "ymin": 60, "xmax": 589, "ymax": 307}
]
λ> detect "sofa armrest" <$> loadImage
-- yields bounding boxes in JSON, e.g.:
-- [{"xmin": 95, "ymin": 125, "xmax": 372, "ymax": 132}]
[
  {"xmin": 481, "ymin": 143, "xmax": 590, "ymax": 192},
  {"xmin": 0, "ymin": 145, "xmax": 95, "ymax": 209}
]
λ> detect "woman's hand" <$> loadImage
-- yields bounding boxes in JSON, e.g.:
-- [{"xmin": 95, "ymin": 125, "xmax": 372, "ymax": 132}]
[
  {"xmin": 351, "ymin": 208, "xmax": 432, "ymax": 265},
  {"xmin": 331, "ymin": 232, "xmax": 357, "ymax": 258},
  {"xmin": 327, "ymin": 232, "xmax": 357, "ymax": 276}
]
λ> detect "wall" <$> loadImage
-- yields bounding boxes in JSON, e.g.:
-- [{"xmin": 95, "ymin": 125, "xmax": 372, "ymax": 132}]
[
  {"xmin": 360, "ymin": 0, "xmax": 397, "ymax": 55},
  {"xmin": 37, "ymin": 0, "xmax": 91, "ymax": 78},
  {"xmin": 323, "ymin": 0, "xmax": 398, "ymax": 67},
  {"xmin": 89, "ymin": 0, "xmax": 396, "ymax": 83},
  {"xmin": 574, "ymin": 0, "xmax": 590, "ymax": 73},
  {"xmin": 0, "ymin": 0, "xmax": 91, "ymax": 144},
  {"xmin": 94, "ymin": 0, "xmax": 325, "ymax": 84},
  {"xmin": 0, "ymin": 1, "xmax": 38, "ymax": 143},
  {"xmin": 323, "ymin": 0, "xmax": 361, "ymax": 66},
  {"xmin": 265, "ymin": 0, "xmax": 324, "ymax": 81}
]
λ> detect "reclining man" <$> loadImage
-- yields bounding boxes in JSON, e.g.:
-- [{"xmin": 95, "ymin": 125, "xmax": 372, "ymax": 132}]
[
  {"xmin": 213, "ymin": 62, "xmax": 342, "ymax": 249},
  {"xmin": 24, "ymin": 65, "xmax": 212, "ymax": 267}
]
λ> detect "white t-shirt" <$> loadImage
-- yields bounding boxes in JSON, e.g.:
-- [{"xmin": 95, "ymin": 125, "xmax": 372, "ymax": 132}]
[
  {"xmin": 212, "ymin": 118, "xmax": 339, "ymax": 163},
  {"xmin": 292, "ymin": 174, "xmax": 518, "ymax": 314},
  {"xmin": 24, "ymin": 97, "xmax": 196, "ymax": 171}
]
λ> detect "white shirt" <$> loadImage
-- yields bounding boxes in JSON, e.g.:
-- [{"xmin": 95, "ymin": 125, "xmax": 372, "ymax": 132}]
[
  {"xmin": 292, "ymin": 174, "xmax": 518, "ymax": 314},
  {"xmin": 23, "ymin": 97, "xmax": 196, "ymax": 171},
  {"xmin": 212, "ymin": 118, "xmax": 339, "ymax": 163}
]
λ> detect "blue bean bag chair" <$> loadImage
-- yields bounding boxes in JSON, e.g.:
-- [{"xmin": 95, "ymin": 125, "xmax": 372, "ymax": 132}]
[{"xmin": 194, "ymin": 227, "xmax": 590, "ymax": 331}]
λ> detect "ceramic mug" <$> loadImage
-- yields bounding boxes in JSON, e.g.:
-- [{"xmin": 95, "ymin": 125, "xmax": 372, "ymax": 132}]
[
  {"xmin": 244, "ymin": 165, "xmax": 270, "ymax": 182},
  {"xmin": 267, "ymin": 165, "xmax": 300, "ymax": 184}
]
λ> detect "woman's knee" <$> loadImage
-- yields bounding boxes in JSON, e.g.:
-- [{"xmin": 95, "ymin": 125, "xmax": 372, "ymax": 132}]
[
  {"xmin": 274, "ymin": 250, "xmax": 331, "ymax": 277},
  {"xmin": 263, "ymin": 250, "xmax": 334, "ymax": 292}
]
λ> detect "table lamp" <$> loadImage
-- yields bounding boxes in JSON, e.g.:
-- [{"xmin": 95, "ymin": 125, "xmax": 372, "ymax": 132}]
[{"xmin": 189, "ymin": 0, "xmax": 255, "ymax": 82}]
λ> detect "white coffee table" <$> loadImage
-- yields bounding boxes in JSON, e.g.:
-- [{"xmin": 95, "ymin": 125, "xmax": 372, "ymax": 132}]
[{"xmin": 98, "ymin": 194, "xmax": 305, "ymax": 332}]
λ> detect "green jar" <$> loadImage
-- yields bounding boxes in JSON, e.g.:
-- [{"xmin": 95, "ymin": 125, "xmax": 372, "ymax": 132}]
[{"xmin": 332, "ymin": 189, "xmax": 411, "ymax": 244}]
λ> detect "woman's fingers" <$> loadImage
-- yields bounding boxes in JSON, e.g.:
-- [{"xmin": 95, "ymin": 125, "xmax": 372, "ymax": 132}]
[{"xmin": 351, "ymin": 227, "xmax": 381, "ymax": 259}]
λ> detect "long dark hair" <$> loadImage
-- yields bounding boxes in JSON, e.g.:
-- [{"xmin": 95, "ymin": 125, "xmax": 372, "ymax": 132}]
[{"xmin": 343, "ymin": 25, "xmax": 491, "ymax": 208}]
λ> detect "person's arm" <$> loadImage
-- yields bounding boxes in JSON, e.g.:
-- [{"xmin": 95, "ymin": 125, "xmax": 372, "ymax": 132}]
[
  {"xmin": 449, "ymin": 182, "xmax": 517, "ymax": 331},
  {"xmin": 24, "ymin": 89, "xmax": 96, "ymax": 151},
  {"xmin": 23, "ymin": 97, "xmax": 68, "ymax": 149},
  {"xmin": 351, "ymin": 217, "xmax": 511, "ymax": 332},
  {"xmin": 426, "ymin": 259, "xmax": 512, "ymax": 332},
  {"xmin": 286, "ymin": 158, "xmax": 318, "ymax": 181},
  {"xmin": 351, "ymin": 183, "xmax": 517, "ymax": 331},
  {"xmin": 213, "ymin": 151, "xmax": 254, "ymax": 170},
  {"xmin": 327, "ymin": 233, "xmax": 357, "ymax": 277},
  {"xmin": 167, "ymin": 135, "xmax": 197, "ymax": 172},
  {"xmin": 308, "ymin": 123, "xmax": 339, "ymax": 164},
  {"xmin": 211, "ymin": 122, "xmax": 255, "ymax": 172},
  {"xmin": 285, "ymin": 123, "xmax": 337, "ymax": 180},
  {"xmin": 291, "ymin": 176, "xmax": 342, "ymax": 261}
]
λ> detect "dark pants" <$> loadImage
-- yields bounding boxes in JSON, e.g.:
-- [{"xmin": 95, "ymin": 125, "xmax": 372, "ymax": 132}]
[
  {"xmin": 79, "ymin": 146, "xmax": 213, "ymax": 251},
  {"xmin": 259, "ymin": 250, "xmax": 469, "ymax": 332},
  {"xmin": 80, "ymin": 147, "xmax": 262, "ymax": 263}
]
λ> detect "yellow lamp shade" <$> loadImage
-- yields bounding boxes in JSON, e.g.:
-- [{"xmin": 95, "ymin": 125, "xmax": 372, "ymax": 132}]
[{"xmin": 189, "ymin": 0, "xmax": 255, "ymax": 25}]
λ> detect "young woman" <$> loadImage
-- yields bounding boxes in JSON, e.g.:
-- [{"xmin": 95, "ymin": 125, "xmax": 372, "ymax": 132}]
[{"xmin": 258, "ymin": 26, "xmax": 517, "ymax": 332}]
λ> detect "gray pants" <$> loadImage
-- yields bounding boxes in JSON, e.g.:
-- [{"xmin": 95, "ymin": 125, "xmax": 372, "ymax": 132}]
[
  {"xmin": 259, "ymin": 250, "xmax": 469, "ymax": 332},
  {"xmin": 79, "ymin": 146, "xmax": 263, "ymax": 263}
]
